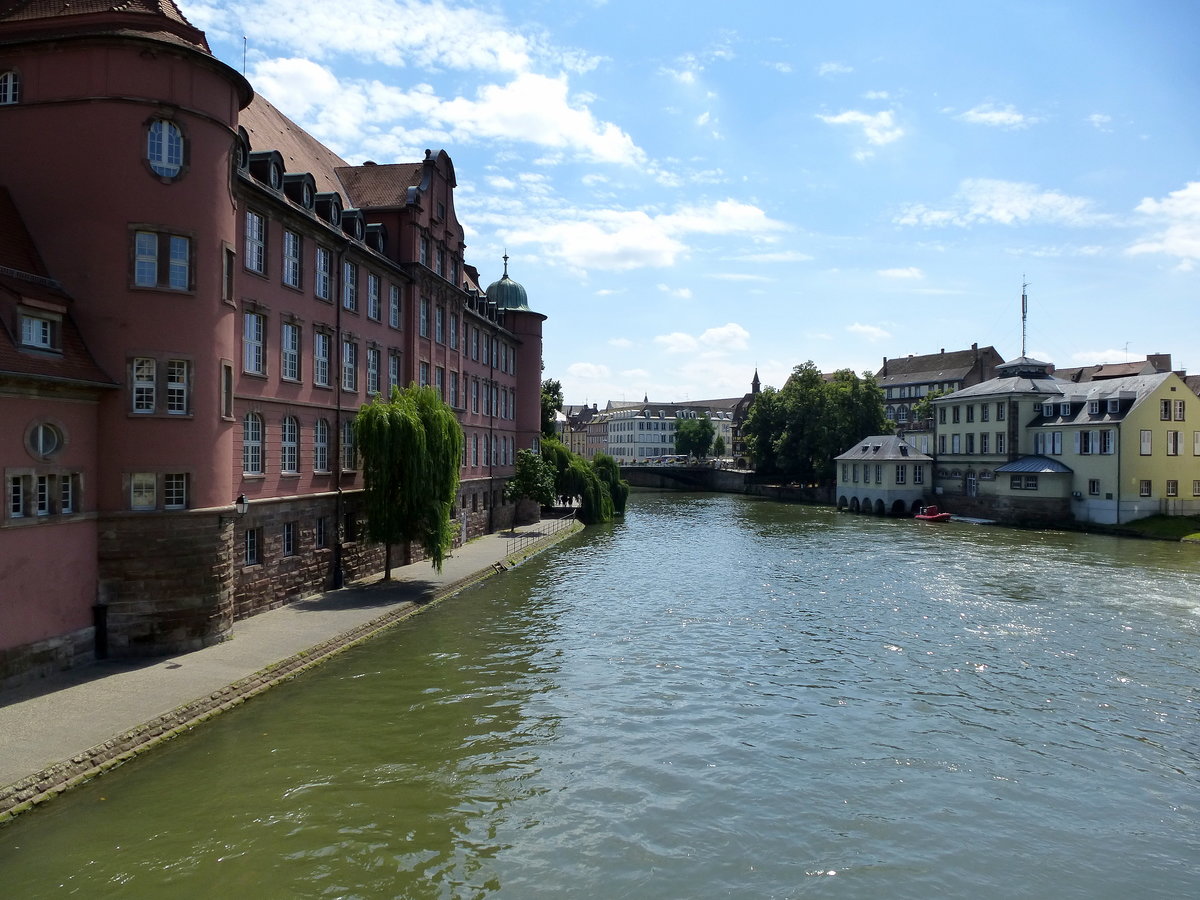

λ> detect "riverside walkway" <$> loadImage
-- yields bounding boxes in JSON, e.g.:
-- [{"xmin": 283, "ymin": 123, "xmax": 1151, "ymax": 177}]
[{"xmin": 0, "ymin": 518, "xmax": 581, "ymax": 823}]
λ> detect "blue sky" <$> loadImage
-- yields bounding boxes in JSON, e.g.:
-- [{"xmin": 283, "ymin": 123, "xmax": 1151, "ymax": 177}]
[{"xmin": 186, "ymin": 0, "xmax": 1199, "ymax": 404}]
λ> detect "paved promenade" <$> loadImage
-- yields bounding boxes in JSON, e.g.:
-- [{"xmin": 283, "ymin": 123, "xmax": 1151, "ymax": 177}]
[{"xmin": 0, "ymin": 519, "xmax": 581, "ymax": 823}]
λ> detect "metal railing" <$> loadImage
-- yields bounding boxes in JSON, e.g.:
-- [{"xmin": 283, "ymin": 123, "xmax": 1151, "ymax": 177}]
[{"xmin": 505, "ymin": 508, "xmax": 578, "ymax": 559}]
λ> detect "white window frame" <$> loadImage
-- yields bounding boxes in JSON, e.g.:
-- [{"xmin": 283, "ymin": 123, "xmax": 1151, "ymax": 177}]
[
  {"xmin": 243, "ymin": 412, "xmax": 264, "ymax": 474},
  {"xmin": 147, "ymin": 119, "xmax": 183, "ymax": 177},
  {"xmin": 243, "ymin": 312, "xmax": 265, "ymax": 374},
  {"xmin": 281, "ymin": 416, "xmax": 299, "ymax": 473},
  {"xmin": 342, "ymin": 261, "xmax": 357, "ymax": 311},
  {"xmin": 281, "ymin": 322, "xmax": 300, "ymax": 381},
  {"xmin": 367, "ymin": 274, "xmax": 381, "ymax": 320},
  {"xmin": 134, "ymin": 231, "xmax": 190, "ymax": 290},
  {"xmin": 314, "ymin": 331, "xmax": 331, "ymax": 387},
  {"xmin": 313, "ymin": 419, "xmax": 330, "ymax": 472},
  {"xmin": 315, "ymin": 246, "xmax": 332, "ymax": 300},
  {"xmin": 166, "ymin": 359, "xmax": 189, "ymax": 415},
  {"xmin": 163, "ymin": 473, "xmax": 187, "ymax": 510},
  {"xmin": 282, "ymin": 230, "xmax": 302, "ymax": 288},
  {"xmin": 245, "ymin": 211, "xmax": 266, "ymax": 274},
  {"xmin": 132, "ymin": 357, "xmax": 156, "ymax": 413},
  {"xmin": 130, "ymin": 472, "xmax": 156, "ymax": 510},
  {"xmin": 342, "ymin": 339, "xmax": 358, "ymax": 392},
  {"xmin": 389, "ymin": 284, "xmax": 401, "ymax": 328},
  {"xmin": 0, "ymin": 70, "xmax": 20, "ymax": 106},
  {"xmin": 367, "ymin": 347, "xmax": 381, "ymax": 395}
]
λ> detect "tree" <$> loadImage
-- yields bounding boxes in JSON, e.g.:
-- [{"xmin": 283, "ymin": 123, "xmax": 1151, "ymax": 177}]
[
  {"xmin": 712, "ymin": 434, "xmax": 726, "ymax": 458},
  {"xmin": 541, "ymin": 378, "xmax": 563, "ymax": 438},
  {"xmin": 504, "ymin": 448, "xmax": 556, "ymax": 507},
  {"xmin": 675, "ymin": 416, "xmax": 715, "ymax": 458},
  {"xmin": 741, "ymin": 362, "xmax": 886, "ymax": 485},
  {"xmin": 353, "ymin": 385, "xmax": 463, "ymax": 578},
  {"xmin": 592, "ymin": 453, "xmax": 629, "ymax": 515},
  {"xmin": 539, "ymin": 438, "xmax": 624, "ymax": 524}
]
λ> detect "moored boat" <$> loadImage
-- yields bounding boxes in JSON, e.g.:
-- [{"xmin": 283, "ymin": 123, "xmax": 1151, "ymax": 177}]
[{"xmin": 915, "ymin": 505, "xmax": 952, "ymax": 522}]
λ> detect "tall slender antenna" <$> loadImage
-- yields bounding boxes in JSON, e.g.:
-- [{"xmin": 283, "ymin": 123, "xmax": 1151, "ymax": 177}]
[
  {"xmin": 1020, "ymin": 276, "xmax": 1030, "ymax": 357},
  {"xmin": 243, "ymin": 36, "xmax": 247, "ymax": 75}
]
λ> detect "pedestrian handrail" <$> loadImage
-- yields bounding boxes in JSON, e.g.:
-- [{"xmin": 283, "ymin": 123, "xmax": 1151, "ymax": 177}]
[{"xmin": 506, "ymin": 509, "xmax": 578, "ymax": 558}]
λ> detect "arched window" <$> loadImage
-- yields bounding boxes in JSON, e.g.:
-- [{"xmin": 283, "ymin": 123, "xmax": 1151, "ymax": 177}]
[
  {"xmin": 0, "ymin": 70, "xmax": 19, "ymax": 105},
  {"xmin": 242, "ymin": 412, "xmax": 264, "ymax": 474},
  {"xmin": 147, "ymin": 119, "xmax": 183, "ymax": 178},
  {"xmin": 281, "ymin": 416, "xmax": 299, "ymax": 473},
  {"xmin": 313, "ymin": 419, "xmax": 329, "ymax": 472}
]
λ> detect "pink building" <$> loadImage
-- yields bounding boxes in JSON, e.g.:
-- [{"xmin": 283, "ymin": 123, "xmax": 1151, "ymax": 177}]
[{"xmin": 0, "ymin": 1, "xmax": 545, "ymax": 686}]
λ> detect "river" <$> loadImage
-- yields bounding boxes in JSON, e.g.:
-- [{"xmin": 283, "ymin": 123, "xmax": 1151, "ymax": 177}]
[{"xmin": 2, "ymin": 492, "xmax": 1199, "ymax": 898}]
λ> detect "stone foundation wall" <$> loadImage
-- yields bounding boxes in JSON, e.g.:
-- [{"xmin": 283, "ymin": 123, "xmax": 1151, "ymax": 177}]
[
  {"xmin": 0, "ymin": 626, "xmax": 94, "ymax": 692},
  {"xmin": 98, "ymin": 512, "xmax": 234, "ymax": 657}
]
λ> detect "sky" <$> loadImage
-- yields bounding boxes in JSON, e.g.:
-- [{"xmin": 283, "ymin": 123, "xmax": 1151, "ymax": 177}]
[{"xmin": 184, "ymin": 0, "xmax": 1199, "ymax": 405}]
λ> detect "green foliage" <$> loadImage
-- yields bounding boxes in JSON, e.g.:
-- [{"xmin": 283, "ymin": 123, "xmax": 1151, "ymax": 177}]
[
  {"xmin": 675, "ymin": 416, "xmax": 715, "ymax": 459},
  {"xmin": 541, "ymin": 378, "xmax": 564, "ymax": 438},
  {"xmin": 504, "ymin": 449, "xmax": 556, "ymax": 507},
  {"xmin": 539, "ymin": 438, "xmax": 626, "ymax": 524},
  {"xmin": 353, "ymin": 385, "xmax": 463, "ymax": 575},
  {"xmin": 911, "ymin": 388, "xmax": 949, "ymax": 424},
  {"xmin": 592, "ymin": 453, "xmax": 629, "ymax": 514},
  {"xmin": 712, "ymin": 434, "xmax": 726, "ymax": 458},
  {"xmin": 742, "ymin": 363, "xmax": 887, "ymax": 484}
]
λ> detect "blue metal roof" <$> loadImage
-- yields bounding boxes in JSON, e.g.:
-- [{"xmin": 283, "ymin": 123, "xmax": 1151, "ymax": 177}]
[{"xmin": 994, "ymin": 455, "xmax": 1073, "ymax": 474}]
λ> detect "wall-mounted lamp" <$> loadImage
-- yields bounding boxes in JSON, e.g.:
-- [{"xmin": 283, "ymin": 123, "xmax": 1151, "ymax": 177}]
[{"xmin": 235, "ymin": 494, "xmax": 249, "ymax": 516}]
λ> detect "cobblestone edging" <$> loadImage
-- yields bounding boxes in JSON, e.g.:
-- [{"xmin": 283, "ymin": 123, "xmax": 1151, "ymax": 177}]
[{"xmin": 0, "ymin": 523, "xmax": 583, "ymax": 825}]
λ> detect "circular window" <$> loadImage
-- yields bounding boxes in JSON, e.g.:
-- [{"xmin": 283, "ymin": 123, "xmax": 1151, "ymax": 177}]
[{"xmin": 28, "ymin": 422, "xmax": 63, "ymax": 459}]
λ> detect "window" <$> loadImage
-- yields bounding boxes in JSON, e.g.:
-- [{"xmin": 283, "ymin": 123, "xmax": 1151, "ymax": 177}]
[
  {"xmin": 966, "ymin": 405, "xmax": 975, "ymax": 423},
  {"xmin": 313, "ymin": 419, "xmax": 330, "ymax": 472},
  {"xmin": 243, "ymin": 412, "xmax": 264, "ymax": 474},
  {"xmin": 132, "ymin": 357, "xmax": 156, "ymax": 412},
  {"xmin": 245, "ymin": 211, "xmax": 266, "ymax": 274},
  {"xmin": 130, "ymin": 472, "xmax": 156, "ymax": 509},
  {"xmin": 1160, "ymin": 400, "xmax": 1172, "ymax": 421},
  {"xmin": 435, "ymin": 306, "xmax": 445, "ymax": 343},
  {"xmin": 8, "ymin": 475, "xmax": 25, "ymax": 518},
  {"xmin": 1042, "ymin": 403, "xmax": 1055, "ymax": 417},
  {"xmin": 342, "ymin": 261, "xmax": 358, "ymax": 311},
  {"xmin": 389, "ymin": 285, "xmax": 402, "ymax": 328},
  {"xmin": 389, "ymin": 351, "xmax": 401, "ymax": 394},
  {"xmin": 913, "ymin": 465, "xmax": 924, "ymax": 485},
  {"xmin": 316, "ymin": 516, "xmax": 328, "ymax": 548},
  {"xmin": 282, "ymin": 230, "xmax": 301, "ymax": 288},
  {"xmin": 449, "ymin": 313, "xmax": 458, "ymax": 349},
  {"xmin": 1009, "ymin": 475, "xmax": 1039, "ymax": 491},
  {"xmin": 1107, "ymin": 398, "xmax": 1120, "ymax": 413},
  {"xmin": 1078, "ymin": 431, "xmax": 1093, "ymax": 455},
  {"xmin": 342, "ymin": 339, "xmax": 358, "ymax": 391},
  {"xmin": 980, "ymin": 404, "xmax": 989, "ymax": 423},
  {"xmin": 1140, "ymin": 429, "xmax": 1152, "ymax": 455},
  {"xmin": 147, "ymin": 119, "xmax": 183, "ymax": 177},
  {"xmin": 1193, "ymin": 480, "xmax": 1200, "ymax": 498},
  {"xmin": 996, "ymin": 402, "xmax": 1006, "ymax": 421},
  {"xmin": 1166, "ymin": 480, "xmax": 1178, "ymax": 498},
  {"xmin": 315, "ymin": 247, "xmax": 332, "ymax": 300},
  {"xmin": 419, "ymin": 236, "xmax": 429, "ymax": 266},
  {"xmin": 1139, "ymin": 479, "xmax": 1152, "ymax": 497},
  {"xmin": 367, "ymin": 274, "xmax": 381, "ymax": 320},
  {"xmin": 164, "ymin": 473, "xmax": 187, "ymax": 510},
  {"xmin": 166, "ymin": 359, "xmax": 188, "ymax": 414},
  {"xmin": 243, "ymin": 312, "xmax": 265, "ymax": 374},
  {"xmin": 283, "ymin": 521, "xmax": 297, "ymax": 557},
  {"xmin": 314, "ymin": 331, "xmax": 331, "ymax": 387},
  {"xmin": 471, "ymin": 328, "xmax": 479, "ymax": 360},
  {"xmin": 895, "ymin": 464, "xmax": 906, "ymax": 484},
  {"xmin": 20, "ymin": 314, "xmax": 57, "ymax": 350},
  {"xmin": 28, "ymin": 423, "xmax": 62, "ymax": 458},
  {"xmin": 1174, "ymin": 400, "xmax": 1186, "ymax": 421},
  {"xmin": 938, "ymin": 407, "xmax": 946, "ymax": 424},
  {"xmin": 222, "ymin": 362, "xmax": 234, "ymax": 418},
  {"xmin": 1088, "ymin": 400, "xmax": 1100, "ymax": 415},
  {"xmin": 419, "ymin": 298, "xmax": 429, "ymax": 337},
  {"xmin": 0, "ymin": 70, "xmax": 20, "ymax": 105},
  {"xmin": 341, "ymin": 420, "xmax": 356, "ymax": 470},
  {"xmin": 952, "ymin": 406, "xmax": 960, "ymax": 424},
  {"xmin": 966, "ymin": 434, "xmax": 975, "ymax": 454},
  {"xmin": 471, "ymin": 378, "xmax": 479, "ymax": 413},
  {"xmin": 419, "ymin": 361, "xmax": 429, "ymax": 387},
  {"xmin": 60, "ymin": 474, "xmax": 76, "ymax": 514},
  {"xmin": 1195, "ymin": 431, "xmax": 1200, "ymax": 456},
  {"xmin": 996, "ymin": 433, "xmax": 1005, "ymax": 454},
  {"xmin": 367, "ymin": 347, "xmax": 381, "ymax": 395},
  {"xmin": 1100, "ymin": 429, "xmax": 1114, "ymax": 455},
  {"xmin": 980, "ymin": 432, "xmax": 990, "ymax": 454},
  {"xmin": 1059, "ymin": 402, "xmax": 1071, "ymax": 416},
  {"xmin": 34, "ymin": 475, "xmax": 50, "ymax": 516},
  {"xmin": 938, "ymin": 434, "xmax": 946, "ymax": 454},
  {"xmin": 449, "ymin": 371, "xmax": 459, "ymax": 408},
  {"xmin": 134, "ymin": 231, "xmax": 191, "ymax": 290},
  {"xmin": 1167, "ymin": 431, "xmax": 1181, "ymax": 456},
  {"xmin": 951, "ymin": 434, "xmax": 961, "ymax": 454},
  {"xmin": 244, "ymin": 528, "xmax": 260, "ymax": 566},
  {"xmin": 281, "ymin": 322, "xmax": 300, "ymax": 381},
  {"xmin": 281, "ymin": 416, "xmax": 299, "ymax": 473}
]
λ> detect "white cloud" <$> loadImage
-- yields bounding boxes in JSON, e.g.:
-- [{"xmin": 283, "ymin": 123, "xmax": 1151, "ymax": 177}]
[
  {"xmin": 708, "ymin": 273, "xmax": 773, "ymax": 282},
  {"xmin": 567, "ymin": 362, "xmax": 612, "ymax": 379},
  {"xmin": 608, "ymin": 337, "xmax": 634, "ymax": 349},
  {"xmin": 817, "ymin": 109, "xmax": 904, "ymax": 149},
  {"xmin": 654, "ymin": 332, "xmax": 699, "ymax": 353},
  {"xmin": 847, "ymin": 323, "xmax": 892, "ymax": 342},
  {"xmin": 957, "ymin": 103, "xmax": 1038, "ymax": 129},
  {"xmin": 699, "ymin": 323, "xmax": 750, "ymax": 351},
  {"xmin": 1088, "ymin": 113, "xmax": 1113, "ymax": 132},
  {"xmin": 739, "ymin": 250, "xmax": 814, "ymax": 263},
  {"xmin": 817, "ymin": 62, "xmax": 853, "ymax": 77},
  {"xmin": 652, "ymin": 322, "xmax": 749, "ymax": 356},
  {"xmin": 503, "ymin": 199, "xmax": 788, "ymax": 271},
  {"xmin": 864, "ymin": 90, "xmax": 890, "ymax": 100},
  {"xmin": 657, "ymin": 283, "xmax": 694, "ymax": 299},
  {"xmin": 896, "ymin": 178, "xmax": 1102, "ymax": 227},
  {"xmin": 1127, "ymin": 182, "xmax": 1200, "ymax": 271},
  {"xmin": 878, "ymin": 266, "xmax": 924, "ymax": 279}
]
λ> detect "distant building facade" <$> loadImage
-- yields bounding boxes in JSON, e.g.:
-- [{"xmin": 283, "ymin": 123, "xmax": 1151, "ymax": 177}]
[{"xmin": 877, "ymin": 343, "xmax": 1004, "ymax": 427}]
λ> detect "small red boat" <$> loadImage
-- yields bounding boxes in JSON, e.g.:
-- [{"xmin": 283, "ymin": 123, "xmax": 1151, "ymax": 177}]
[{"xmin": 915, "ymin": 505, "xmax": 952, "ymax": 522}]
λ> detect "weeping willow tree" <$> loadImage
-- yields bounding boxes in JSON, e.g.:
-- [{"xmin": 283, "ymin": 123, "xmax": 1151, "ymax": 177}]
[
  {"xmin": 540, "ymin": 438, "xmax": 623, "ymax": 525},
  {"xmin": 354, "ymin": 385, "xmax": 463, "ymax": 578},
  {"xmin": 592, "ymin": 453, "xmax": 629, "ymax": 515}
]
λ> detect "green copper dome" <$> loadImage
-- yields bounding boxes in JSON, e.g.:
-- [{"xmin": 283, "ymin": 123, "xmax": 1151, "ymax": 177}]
[{"xmin": 486, "ymin": 254, "xmax": 531, "ymax": 311}]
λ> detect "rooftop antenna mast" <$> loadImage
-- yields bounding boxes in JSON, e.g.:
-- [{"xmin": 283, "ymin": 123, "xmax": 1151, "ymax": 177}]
[{"xmin": 1021, "ymin": 277, "xmax": 1030, "ymax": 357}]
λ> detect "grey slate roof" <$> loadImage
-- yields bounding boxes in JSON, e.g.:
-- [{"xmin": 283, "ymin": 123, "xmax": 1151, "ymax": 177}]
[
  {"xmin": 835, "ymin": 435, "xmax": 931, "ymax": 462},
  {"xmin": 994, "ymin": 456, "xmax": 1073, "ymax": 474}
]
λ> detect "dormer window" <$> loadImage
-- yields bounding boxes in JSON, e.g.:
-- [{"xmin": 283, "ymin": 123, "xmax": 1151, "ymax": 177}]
[
  {"xmin": 0, "ymin": 70, "xmax": 20, "ymax": 105},
  {"xmin": 20, "ymin": 312, "xmax": 59, "ymax": 351},
  {"xmin": 1059, "ymin": 402, "xmax": 1071, "ymax": 416},
  {"xmin": 283, "ymin": 172, "xmax": 317, "ymax": 209},
  {"xmin": 1088, "ymin": 400, "xmax": 1100, "ymax": 414},
  {"xmin": 147, "ymin": 119, "xmax": 183, "ymax": 178},
  {"xmin": 1042, "ymin": 403, "xmax": 1054, "ymax": 416},
  {"xmin": 1107, "ymin": 398, "xmax": 1120, "ymax": 413}
]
